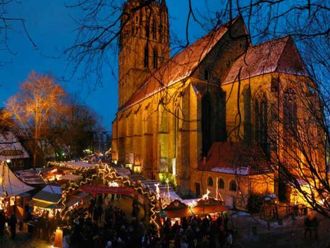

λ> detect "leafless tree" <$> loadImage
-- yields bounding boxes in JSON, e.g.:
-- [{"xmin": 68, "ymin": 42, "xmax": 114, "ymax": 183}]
[
  {"xmin": 5, "ymin": 72, "xmax": 68, "ymax": 167},
  {"xmin": 0, "ymin": 0, "xmax": 36, "ymax": 61},
  {"xmin": 66, "ymin": 0, "xmax": 330, "ymax": 216}
]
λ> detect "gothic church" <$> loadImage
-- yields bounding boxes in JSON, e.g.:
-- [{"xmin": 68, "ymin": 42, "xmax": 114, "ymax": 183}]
[{"xmin": 112, "ymin": 0, "xmax": 317, "ymax": 207}]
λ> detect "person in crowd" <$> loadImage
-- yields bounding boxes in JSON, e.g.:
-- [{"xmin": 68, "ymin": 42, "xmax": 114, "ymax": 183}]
[
  {"xmin": 0, "ymin": 210, "xmax": 5, "ymax": 238},
  {"xmin": 8, "ymin": 213, "xmax": 17, "ymax": 239}
]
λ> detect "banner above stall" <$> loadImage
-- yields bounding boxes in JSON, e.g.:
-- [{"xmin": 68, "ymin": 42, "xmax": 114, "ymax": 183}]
[{"xmin": 80, "ymin": 184, "xmax": 134, "ymax": 196}]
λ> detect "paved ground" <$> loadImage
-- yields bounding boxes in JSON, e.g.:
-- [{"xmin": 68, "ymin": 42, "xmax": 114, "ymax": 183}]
[
  {"xmin": 230, "ymin": 213, "xmax": 330, "ymax": 248},
  {"xmin": 0, "ymin": 233, "xmax": 50, "ymax": 248}
]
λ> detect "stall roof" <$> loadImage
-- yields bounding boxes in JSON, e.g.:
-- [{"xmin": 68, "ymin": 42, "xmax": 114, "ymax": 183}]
[
  {"xmin": 58, "ymin": 174, "xmax": 82, "ymax": 181},
  {"xmin": 33, "ymin": 185, "xmax": 61, "ymax": 204},
  {"xmin": 64, "ymin": 161, "xmax": 99, "ymax": 169},
  {"xmin": 15, "ymin": 169, "xmax": 45, "ymax": 185},
  {"xmin": 32, "ymin": 200, "xmax": 58, "ymax": 209},
  {"xmin": 0, "ymin": 162, "xmax": 34, "ymax": 196}
]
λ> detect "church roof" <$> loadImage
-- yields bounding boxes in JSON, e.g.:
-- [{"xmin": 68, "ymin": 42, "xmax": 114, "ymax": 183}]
[
  {"xmin": 199, "ymin": 142, "xmax": 271, "ymax": 175},
  {"xmin": 122, "ymin": 18, "xmax": 241, "ymax": 109},
  {"xmin": 223, "ymin": 36, "xmax": 308, "ymax": 84}
]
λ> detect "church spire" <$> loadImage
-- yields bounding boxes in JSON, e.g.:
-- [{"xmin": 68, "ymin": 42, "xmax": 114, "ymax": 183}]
[{"xmin": 118, "ymin": 0, "xmax": 170, "ymax": 108}]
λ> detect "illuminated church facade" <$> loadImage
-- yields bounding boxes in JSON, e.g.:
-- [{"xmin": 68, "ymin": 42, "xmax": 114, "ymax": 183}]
[{"xmin": 112, "ymin": 0, "xmax": 323, "ymax": 207}]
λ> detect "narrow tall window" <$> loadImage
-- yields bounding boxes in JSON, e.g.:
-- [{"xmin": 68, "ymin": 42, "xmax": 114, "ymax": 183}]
[
  {"xmin": 284, "ymin": 88, "xmax": 297, "ymax": 143},
  {"xmin": 207, "ymin": 177, "xmax": 213, "ymax": 187},
  {"xmin": 229, "ymin": 180, "xmax": 237, "ymax": 191},
  {"xmin": 153, "ymin": 48, "xmax": 158, "ymax": 69},
  {"xmin": 255, "ymin": 95, "xmax": 269, "ymax": 157},
  {"xmin": 243, "ymin": 87, "xmax": 252, "ymax": 144},
  {"xmin": 202, "ymin": 92, "xmax": 212, "ymax": 156},
  {"xmin": 218, "ymin": 178, "xmax": 225, "ymax": 189},
  {"xmin": 260, "ymin": 97, "xmax": 268, "ymax": 156},
  {"xmin": 144, "ymin": 45, "xmax": 149, "ymax": 68},
  {"xmin": 152, "ymin": 18, "xmax": 157, "ymax": 40},
  {"xmin": 145, "ymin": 23, "xmax": 150, "ymax": 38},
  {"xmin": 159, "ymin": 24, "xmax": 163, "ymax": 42}
]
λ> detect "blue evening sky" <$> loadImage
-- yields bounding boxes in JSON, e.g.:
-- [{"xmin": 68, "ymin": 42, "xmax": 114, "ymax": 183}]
[
  {"xmin": 1, "ymin": 0, "xmax": 218, "ymax": 132},
  {"xmin": 1, "ymin": 0, "xmax": 320, "ymax": 131}
]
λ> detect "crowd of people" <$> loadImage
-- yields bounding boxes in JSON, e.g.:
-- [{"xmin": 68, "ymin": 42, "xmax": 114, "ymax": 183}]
[
  {"xmin": 65, "ymin": 194, "xmax": 234, "ymax": 248},
  {"xmin": 67, "ymin": 195, "xmax": 152, "ymax": 248},
  {"xmin": 0, "ymin": 210, "xmax": 18, "ymax": 240}
]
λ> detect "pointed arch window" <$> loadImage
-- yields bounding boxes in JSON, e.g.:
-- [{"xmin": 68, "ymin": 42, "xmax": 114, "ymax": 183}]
[
  {"xmin": 229, "ymin": 180, "xmax": 237, "ymax": 192},
  {"xmin": 218, "ymin": 178, "xmax": 225, "ymax": 189},
  {"xmin": 207, "ymin": 177, "xmax": 214, "ymax": 187}
]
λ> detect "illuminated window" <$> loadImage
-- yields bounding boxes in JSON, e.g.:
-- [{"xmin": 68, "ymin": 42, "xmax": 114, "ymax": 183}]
[
  {"xmin": 207, "ymin": 176, "xmax": 213, "ymax": 187},
  {"xmin": 229, "ymin": 180, "xmax": 237, "ymax": 191},
  {"xmin": 218, "ymin": 178, "xmax": 225, "ymax": 189}
]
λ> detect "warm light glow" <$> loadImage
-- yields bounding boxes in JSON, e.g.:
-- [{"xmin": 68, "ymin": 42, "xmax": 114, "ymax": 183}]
[
  {"xmin": 108, "ymin": 181, "xmax": 119, "ymax": 187},
  {"xmin": 172, "ymin": 158, "xmax": 176, "ymax": 176},
  {"xmin": 54, "ymin": 227, "xmax": 63, "ymax": 248},
  {"xmin": 133, "ymin": 165, "xmax": 141, "ymax": 173},
  {"xmin": 202, "ymin": 189, "xmax": 210, "ymax": 200},
  {"xmin": 6, "ymin": 159, "xmax": 11, "ymax": 163},
  {"xmin": 125, "ymin": 163, "xmax": 133, "ymax": 170},
  {"xmin": 188, "ymin": 200, "xmax": 197, "ymax": 208},
  {"xmin": 155, "ymin": 183, "xmax": 160, "ymax": 200}
]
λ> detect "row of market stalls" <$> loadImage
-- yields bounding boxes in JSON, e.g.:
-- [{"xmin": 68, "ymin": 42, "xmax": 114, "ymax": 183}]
[
  {"xmin": 1, "ymin": 158, "xmax": 228, "ymax": 233},
  {"xmin": 0, "ymin": 160, "xmax": 93, "ymax": 221}
]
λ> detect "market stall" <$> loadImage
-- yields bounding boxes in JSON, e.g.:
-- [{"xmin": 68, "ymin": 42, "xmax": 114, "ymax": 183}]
[
  {"xmin": 0, "ymin": 161, "xmax": 34, "ymax": 216},
  {"xmin": 32, "ymin": 185, "xmax": 62, "ymax": 215},
  {"xmin": 161, "ymin": 196, "xmax": 227, "ymax": 222}
]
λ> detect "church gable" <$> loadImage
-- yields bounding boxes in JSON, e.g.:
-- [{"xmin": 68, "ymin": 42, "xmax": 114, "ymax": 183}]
[
  {"xmin": 122, "ymin": 17, "xmax": 244, "ymax": 110},
  {"xmin": 276, "ymin": 37, "xmax": 308, "ymax": 76},
  {"xmin": 223, "ymin": 36, "xmax": 309, "ymax": 84}
]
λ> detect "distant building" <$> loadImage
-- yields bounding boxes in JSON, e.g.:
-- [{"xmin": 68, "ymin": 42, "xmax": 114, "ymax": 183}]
[
  {"xmin": 112, "ymin": 0, "xmax": 324, "ymax": 208},
  {"xmin": 0, "ymin": 131, "xmax": 30, "ymax": 170}
]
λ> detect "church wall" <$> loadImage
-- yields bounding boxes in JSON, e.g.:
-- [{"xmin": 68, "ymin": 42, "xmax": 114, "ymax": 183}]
[{"xmin": 190, "ymin": 170, "xmax": 274, "ymax": 208}]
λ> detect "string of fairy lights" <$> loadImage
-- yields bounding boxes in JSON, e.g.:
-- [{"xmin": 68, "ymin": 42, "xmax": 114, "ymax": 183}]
[{"xmin": 47, "ymin": 161, "xmax": 160, "ymax": 229}]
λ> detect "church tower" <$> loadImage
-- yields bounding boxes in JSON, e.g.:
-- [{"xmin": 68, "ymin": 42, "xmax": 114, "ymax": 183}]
[{"xmin": 118, "ymin": 0, "xmax": 170, "ymax": 108}]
